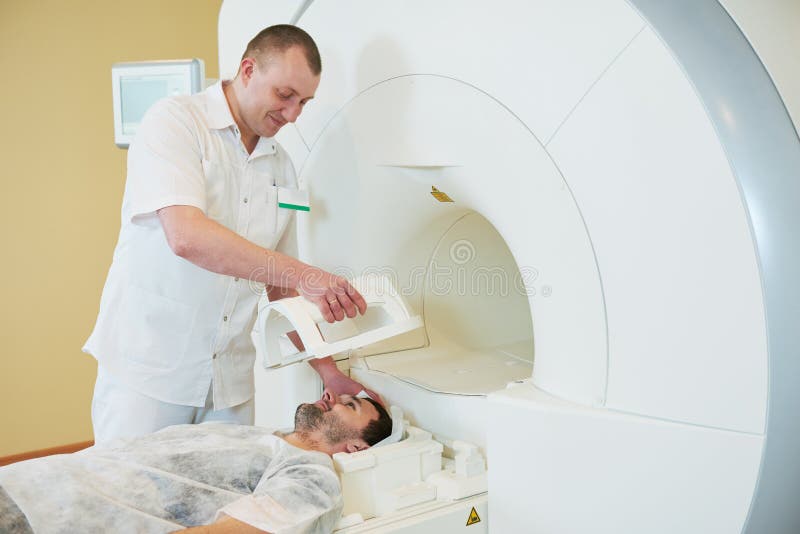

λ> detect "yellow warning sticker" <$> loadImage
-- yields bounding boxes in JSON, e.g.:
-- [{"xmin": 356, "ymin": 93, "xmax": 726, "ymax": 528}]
[
  {"xmin": 431, "ymin": 186, "xmax": 454, "ymax": 203},
  {"xmin": 466, "ymin": 506, "xmax": 481, "ymax": 526}
]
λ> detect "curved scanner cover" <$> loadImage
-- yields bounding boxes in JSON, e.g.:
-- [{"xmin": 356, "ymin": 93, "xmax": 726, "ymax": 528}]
[{"xmin": 252, "ymin": 275, "xmax": 423, "ymax": 369}]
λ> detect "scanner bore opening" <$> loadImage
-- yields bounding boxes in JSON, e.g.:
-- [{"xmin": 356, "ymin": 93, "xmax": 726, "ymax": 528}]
[{"xmin": 357, "ymin": 211, "xmax": 534, "ymax": 396}]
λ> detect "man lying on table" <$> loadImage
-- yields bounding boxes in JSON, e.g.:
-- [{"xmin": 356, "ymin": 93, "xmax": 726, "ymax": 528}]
[{"xmin": 0, "ymin": 390, "xmax": 390, "ymax": 534}]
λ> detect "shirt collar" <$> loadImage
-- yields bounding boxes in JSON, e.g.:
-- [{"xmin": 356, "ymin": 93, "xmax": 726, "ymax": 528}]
[
  {"xmin": 206, "ymin": 80, "xmax": 236, "ymax": 130},
  {"xmin": 252, "ymin": 137, "xmax": 278, "ymax": 158},
  {"xmin": 206, "ymin": 81, "xmax": 277, "ymax": 157}
]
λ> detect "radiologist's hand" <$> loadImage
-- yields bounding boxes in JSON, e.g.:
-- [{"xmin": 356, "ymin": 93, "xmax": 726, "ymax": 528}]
[
  {"xmin": 309, "ymin": 356, "xmax": 384, "ymax": 406},
  {"xmin": 295, "ymin": 267, "xmax": 367, "ymax": 323}
]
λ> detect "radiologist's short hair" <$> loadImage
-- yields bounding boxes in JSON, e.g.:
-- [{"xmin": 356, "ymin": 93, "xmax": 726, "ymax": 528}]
[
  {"xmin": 361, "ymin": 397, "xmax": 392, "ymax": 446},
  {"xmin": 241, "ymin": 24, "xmax": 321, "ymax": 75}
]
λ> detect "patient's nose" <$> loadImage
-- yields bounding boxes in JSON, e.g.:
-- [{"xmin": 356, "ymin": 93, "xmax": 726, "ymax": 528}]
[{"xmin": 321, "ymin": 388, "xmax": 338, "ymax": 407}]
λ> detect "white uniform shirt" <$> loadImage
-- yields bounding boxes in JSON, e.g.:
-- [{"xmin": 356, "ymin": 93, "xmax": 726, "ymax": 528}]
[{"xmin": 84, "ymin": 81, "xmax": 299, "ymax": 409}]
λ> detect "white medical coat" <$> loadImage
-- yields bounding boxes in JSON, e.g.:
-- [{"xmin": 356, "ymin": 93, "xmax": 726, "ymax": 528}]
[{"xmin": 83, "ymin": 81, "xmax": 300, "ymax": 409}]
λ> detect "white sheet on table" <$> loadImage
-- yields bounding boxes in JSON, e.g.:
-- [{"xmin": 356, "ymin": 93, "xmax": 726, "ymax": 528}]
[{"xmin": 0, "ymin": 424, "xmax": 342, "ymax": 533}]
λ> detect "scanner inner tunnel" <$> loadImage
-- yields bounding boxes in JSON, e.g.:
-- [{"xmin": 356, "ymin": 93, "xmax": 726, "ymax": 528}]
[{"xmin": 357, "ymin": 210, "xmax": 534, "ymax": 395}]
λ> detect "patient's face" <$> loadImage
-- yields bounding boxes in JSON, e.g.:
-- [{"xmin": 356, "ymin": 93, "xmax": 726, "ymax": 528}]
[{"xmin": 294, "ymin": 393, "xmax": 380, "ymax": 447}]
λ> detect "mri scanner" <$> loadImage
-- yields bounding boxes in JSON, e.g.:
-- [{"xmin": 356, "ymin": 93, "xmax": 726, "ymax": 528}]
[{"xmin": 219, "ymin": 1, "xmax": 800, "ymax": 532}]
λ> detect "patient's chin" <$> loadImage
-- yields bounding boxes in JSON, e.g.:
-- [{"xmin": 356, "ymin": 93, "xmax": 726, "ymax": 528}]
[{"xmin": 294, "ymin": 403, "xmax": 324, "ymax": 432}]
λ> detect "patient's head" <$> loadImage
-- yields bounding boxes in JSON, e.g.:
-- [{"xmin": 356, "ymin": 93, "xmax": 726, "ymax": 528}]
[{"xmin": 290, "ymin": 391, "xmax": 392, "ymax": 455}]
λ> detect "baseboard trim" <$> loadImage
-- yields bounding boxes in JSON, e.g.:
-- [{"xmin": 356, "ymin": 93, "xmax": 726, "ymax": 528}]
[{"xmin": 0, "ymin": 440, "xmax": 94, "ymax": 467}]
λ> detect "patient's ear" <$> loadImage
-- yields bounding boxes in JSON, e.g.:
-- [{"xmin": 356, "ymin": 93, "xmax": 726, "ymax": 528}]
[{"xmin": 345, "ymin": 440, "xmax": 370, "ymax": 453}]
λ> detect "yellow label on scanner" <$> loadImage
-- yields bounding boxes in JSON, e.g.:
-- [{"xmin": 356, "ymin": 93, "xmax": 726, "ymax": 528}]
[
  {"xmin": 466, "ymin": 506, "xmax": 481, "ymax": 526},
  {"xmin": 431, "ymin": 186, "xmax": 454, "ymax": 203}
]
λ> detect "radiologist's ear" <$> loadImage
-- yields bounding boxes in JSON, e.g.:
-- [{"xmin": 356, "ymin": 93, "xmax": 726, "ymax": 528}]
[
  {"xmin": 240, "ymin": 58, "xmax": 257, "ymax": 83},
  {"xmin": 345, "ymin": 441, "xmax": 370, "ymax": 454}
]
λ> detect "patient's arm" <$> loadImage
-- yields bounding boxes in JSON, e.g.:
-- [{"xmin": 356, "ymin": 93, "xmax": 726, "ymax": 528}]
[
  {"xmin": 310, "ymin": 356, "xmax": 383, "ymax": 404},
  {"xmin": 266, "ymin": 285, "xmax": 382, "ymax": 404},
  {"xmin": 175, "ymin": 516, "xmax": 269, "ymax": 533}
]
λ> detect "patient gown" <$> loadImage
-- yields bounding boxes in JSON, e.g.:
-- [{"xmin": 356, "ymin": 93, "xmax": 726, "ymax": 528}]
[{"xmin": 0, "ymin": 424, "xmax": 343, "ymax": 533}]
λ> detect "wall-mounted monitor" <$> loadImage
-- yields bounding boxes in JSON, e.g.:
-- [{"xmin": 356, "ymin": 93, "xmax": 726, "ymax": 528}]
[{"xmin": 112, "ymin": 59, "xmax": 204, "ymax": 148}]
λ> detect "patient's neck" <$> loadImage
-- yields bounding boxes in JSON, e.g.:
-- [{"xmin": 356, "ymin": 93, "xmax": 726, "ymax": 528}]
[{"xmin": 282, "ymin": 431, "xmax": 331, "ymax": 456}]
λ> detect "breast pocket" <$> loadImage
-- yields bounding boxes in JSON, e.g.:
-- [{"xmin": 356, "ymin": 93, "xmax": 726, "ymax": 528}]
[
  {"xmin": 255, "ymin": 185, "xmax": 295, "ymax": 249},
  {"xmin": 202, "ymin": 158, "xmax": 236, "ymax": 227}
]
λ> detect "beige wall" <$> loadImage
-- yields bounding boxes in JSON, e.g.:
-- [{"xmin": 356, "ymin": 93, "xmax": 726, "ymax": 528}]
[{"xmin": 0, "ymin": 0, "xmax": 222, "ymax": 456}]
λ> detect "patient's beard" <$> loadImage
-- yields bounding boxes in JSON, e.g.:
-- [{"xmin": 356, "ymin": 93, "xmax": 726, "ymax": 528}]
[
  {"xmin": 294, "ymin": 403, "xmax": 324, "ymax": 433},
  {"xmin": 294, "ymin": 404, "xmax": 361, "ymax": 445},
  {"xmin": 322, "ymin": 417, "xmax": 360, "ymax": 445}
]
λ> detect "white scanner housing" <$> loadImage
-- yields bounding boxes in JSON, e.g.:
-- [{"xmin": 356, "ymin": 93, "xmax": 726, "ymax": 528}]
[{"xmin": 220, "ymin": 1, "xmax": 800, "ymax": 532}]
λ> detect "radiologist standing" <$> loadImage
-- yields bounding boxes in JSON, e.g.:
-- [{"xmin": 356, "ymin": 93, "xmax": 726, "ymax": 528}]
[{"xmin": 84, "ymin": 25, "xmax": 373, "ymax": 445}]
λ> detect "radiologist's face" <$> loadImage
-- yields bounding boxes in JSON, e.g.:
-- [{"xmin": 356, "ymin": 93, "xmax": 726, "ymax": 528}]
[
  {"xmin": 239, "ymin": 46, "xmax": 319, "ymax": 138},
  {"xmin": 294, "ymin": 392, "xmax": 380, "ymax": 450}
]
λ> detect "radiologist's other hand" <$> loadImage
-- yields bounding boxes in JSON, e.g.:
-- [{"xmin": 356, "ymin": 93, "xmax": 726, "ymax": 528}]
[{"xmin": 296, "ymin": 267, "xmax": 367, "ymax": 323}]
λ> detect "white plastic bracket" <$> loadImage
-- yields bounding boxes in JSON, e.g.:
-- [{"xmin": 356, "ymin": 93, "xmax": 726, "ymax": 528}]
[{"xmin": 252, "ymin": 274, "xmax": 423, "ymax": 369}]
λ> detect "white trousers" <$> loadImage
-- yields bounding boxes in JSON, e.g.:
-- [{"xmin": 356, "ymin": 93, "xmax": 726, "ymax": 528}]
[{"xmin": 91, "ymin": 365, "xmax": 254, "ymax": 447}]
